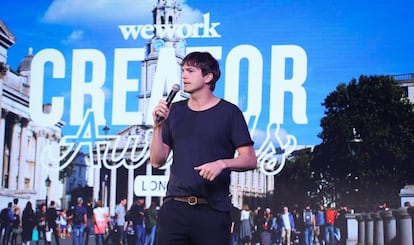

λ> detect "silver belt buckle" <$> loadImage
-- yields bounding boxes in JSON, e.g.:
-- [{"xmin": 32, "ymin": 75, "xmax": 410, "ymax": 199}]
[{"xmin": 187, "ymin": 196, "xmax": 197, "ymax": 205}]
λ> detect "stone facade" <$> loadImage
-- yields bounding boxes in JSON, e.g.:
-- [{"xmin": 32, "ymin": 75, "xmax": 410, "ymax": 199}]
[{"xmin": 0, "ymin": 19, "xmax": 63, "ymax": 208}]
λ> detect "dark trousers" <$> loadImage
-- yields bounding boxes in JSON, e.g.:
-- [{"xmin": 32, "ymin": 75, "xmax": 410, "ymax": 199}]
[
  {"xmin": 50, "ymin": 225, "xmax": 61, "ymax": 245},
  {"xmin": 156, "ymin": 200, "xmax": 231, "ymax": 245},
  {"xmin": 36, "ymin": 228, "xmax": 47, "ymax": 245},
  {"xmin": 113, "ymin": 226, "xmax": 125, "ymax": 245},
  {"xmin": 0, "ymin": 225, "xmax": 11, "ymax": 245}
]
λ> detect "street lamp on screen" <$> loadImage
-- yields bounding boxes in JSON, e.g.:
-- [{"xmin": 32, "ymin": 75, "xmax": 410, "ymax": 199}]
[
  {"xmin": 348, "ymin": 128, "xmax": 363, "ymax": 156},
  {"xmin": 347, "ymin": 128, "xmax": 363, "ymax": 211},
  {"xmin": 45, "ymin": 175, "xmax": 51, "ymax": 208}
]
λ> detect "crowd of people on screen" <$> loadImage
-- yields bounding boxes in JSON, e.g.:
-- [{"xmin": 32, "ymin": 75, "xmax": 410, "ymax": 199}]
[
  {"xmin": 1, "ymin": 197, "xmax": 400, "ymax": 245},
  {"xmin": 0, "ymin": 197, "xmax": 158, "ymax": 245},
  {"xmin": 231, "ymin": 202, "xmax": 348, "ymax": 245}
]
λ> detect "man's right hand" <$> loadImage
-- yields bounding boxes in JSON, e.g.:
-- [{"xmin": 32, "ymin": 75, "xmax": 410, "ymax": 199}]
[{"xmin": 153, "ymin": 100, "xmax": 169, "ymax": 126}]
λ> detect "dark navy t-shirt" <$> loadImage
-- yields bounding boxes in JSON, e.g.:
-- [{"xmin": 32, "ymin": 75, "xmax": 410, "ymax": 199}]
[{"xmin": 162, "ymin": 99, "xmax": 254, "ymax": 212}]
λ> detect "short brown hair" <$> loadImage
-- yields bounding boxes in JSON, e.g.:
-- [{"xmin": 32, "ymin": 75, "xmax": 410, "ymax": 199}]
[{"xmin": 181, "ymin": 51, "xmax": 221, "ymax": 91}]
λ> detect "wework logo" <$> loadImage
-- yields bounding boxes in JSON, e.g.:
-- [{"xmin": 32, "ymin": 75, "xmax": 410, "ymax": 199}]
[{"xmin": 118, "ymin": 13, "xmax": 221, "ymax": 40}]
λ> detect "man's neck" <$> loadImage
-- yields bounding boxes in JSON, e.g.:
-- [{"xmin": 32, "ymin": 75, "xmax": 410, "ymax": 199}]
[{"xmin": 188, "ymin": 92, "xmax": 219, "ymax": 111}]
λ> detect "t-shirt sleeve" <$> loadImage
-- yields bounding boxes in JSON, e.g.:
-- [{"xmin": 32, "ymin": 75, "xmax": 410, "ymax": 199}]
[{"xmin": 230, "ymin": 105, "xmax": 254, "ymax": 148}]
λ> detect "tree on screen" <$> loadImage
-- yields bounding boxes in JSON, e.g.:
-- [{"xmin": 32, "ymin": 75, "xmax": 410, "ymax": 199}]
[{"xmin": 312, "ymin": 75, "xmax": 414, "ymax": 210}]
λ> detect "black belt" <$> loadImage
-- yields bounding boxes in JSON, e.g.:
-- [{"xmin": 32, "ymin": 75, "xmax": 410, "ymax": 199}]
[{"xmin": 173, "ymin": 196, "xmax": 208, "ymax": 205}]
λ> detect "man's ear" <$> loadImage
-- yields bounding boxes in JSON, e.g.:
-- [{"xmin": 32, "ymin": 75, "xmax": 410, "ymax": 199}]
[{"xmin": 204, "ymin": 72, "xmax": 213, "ymax": 84}]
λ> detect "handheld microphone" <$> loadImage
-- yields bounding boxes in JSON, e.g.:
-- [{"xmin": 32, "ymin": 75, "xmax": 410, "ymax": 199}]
[{"xmin": 156, "ymin": 83, "xmax": 181, "ymax": 122}]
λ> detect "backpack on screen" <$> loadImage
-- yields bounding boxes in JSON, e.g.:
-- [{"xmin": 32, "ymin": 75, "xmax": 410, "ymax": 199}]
[{"xmin": 304, "ymin": 209, "xmax": 313, "ymax": 226}]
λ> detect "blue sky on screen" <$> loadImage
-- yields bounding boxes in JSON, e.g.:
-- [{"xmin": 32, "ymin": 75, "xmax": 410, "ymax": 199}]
[{"xmin": 2, "ymin": 0, "xmax": 414, "ymax": 146}]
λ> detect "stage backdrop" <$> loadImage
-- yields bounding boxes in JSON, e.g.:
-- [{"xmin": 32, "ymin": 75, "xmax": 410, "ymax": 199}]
[{"xmin": 2, "ymin": 0, "xmax": 414, "ymax": 209}]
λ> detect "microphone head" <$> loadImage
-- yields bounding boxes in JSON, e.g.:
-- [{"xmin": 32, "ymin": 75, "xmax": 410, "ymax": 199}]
[{"xmin": 172, "ymin": 84, "xmax": 181, "ymax": 92}]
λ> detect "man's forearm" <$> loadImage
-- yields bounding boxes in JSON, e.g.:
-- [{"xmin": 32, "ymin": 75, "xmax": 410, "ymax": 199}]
[{"xmin": 149, "ymin": 126, "xmax": 169, "ymax": 168}]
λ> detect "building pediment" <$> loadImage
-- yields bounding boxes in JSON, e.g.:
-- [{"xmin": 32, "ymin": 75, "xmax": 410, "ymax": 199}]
[{"xmin": 0, "ymin": 19, "xmax": 16, "ymax": 49}]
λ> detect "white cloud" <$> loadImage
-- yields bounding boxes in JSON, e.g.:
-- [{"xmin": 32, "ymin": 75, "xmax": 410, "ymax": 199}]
[
  {"xmin": 42, "ymin": 0, "xmax": 203, "ymax": 26},
  {"xmin": 252, "ymin": 128, "xmax": 267, "ymax": 147},
  {"xmin": 252, "ymin": 124, "xmax": 292, "ymax": 149},
  {"xmin": 61, "ymin": 30, "xmax": 84, "ymax": 44},
  {"xmin": 179, "ymin": 3, "xmax": 203, "ymax": 23}
]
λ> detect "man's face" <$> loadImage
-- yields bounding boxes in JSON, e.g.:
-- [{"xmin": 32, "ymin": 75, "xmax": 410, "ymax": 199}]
[
  {"xmin": 121, "ymin": 199, "xmax": 127, "ymax": 206},
  {"xmin": 181, "ymin": 64, "xmax": 210, "ymax": 94},
  {"xmin": 138, "ymin": 199, "xmax": 144, "ymax": 206}
]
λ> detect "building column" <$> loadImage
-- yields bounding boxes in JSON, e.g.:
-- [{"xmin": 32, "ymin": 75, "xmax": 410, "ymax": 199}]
[
  {"xmin": 128, "ymin": 167, "xmax": 134, "ymax": 208},
  {"xmin": 395, "ymin": 207, "xmax": 412, "ymax": 245},
  {"xmin": 381, "ymin": 209, "xmax": 396, "ymax": 245},
  {"xmin": 0, "ymin": 109, "xmax": 7, "ymax": 187},
  {"xmin": 372, "ymin": 212, "xmax": 384, "ymax": 245},
  {"xmin": 18, "ymin": 118, "xmax": 29, "ymax": 190},
  {"xmin": 144, "ymin": 163, "xmax": 152, "ymax": 208},
  {"xmin": 357, "ymin": 214, "xmax": 365, "ymax": 245},
  {"xmin": 110, "ymin": 168, "xmax": 117, "ymax": 215},
  {"xmin": 34, "ymin": 130, "xmax": 47, "ymax": 201},
  {"xmin": 8, "ymin": 116, "xmax": 21, "ymax": 190},
  {"xmin": 346, "ymin": 213, "xmax": 358, "ymax": 244},
  {"xmin": 93, "ymin": 167, "xmax": 100, "ymax": 202},
  {"xmin": 365, "ymin": 213, "xmax": 374, "ymax": 245}
]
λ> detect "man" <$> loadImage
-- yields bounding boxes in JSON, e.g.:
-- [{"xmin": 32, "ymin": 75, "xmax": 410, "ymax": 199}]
[
  {"xmin": 46, "ymin": 201, "xmax": 60, "ymax": 245},
  {"xmin": 70, "ymin": 197, "xmax": 88, "ymax": 245},
  {"xmin": 336, "ymin": 205, "xmax": 347, "ymax": 245},
  {"xmin": 36, "ymin": 203, "xmax": 48, "ymax": 245},
  {"xmin": 281, "ymin": 206, "xmax": 295, "ymax": 245},
  {"xmin": 314, "ymin": 204, "xmax": 326, "ymax": 245},
  {"xmin": 83, "ymin": 202, "xmax": 93, "ymax": 245},
  {"xmin": 0, "ymin": 202, "xmax": 14, "ymax": 245},
  {"xmin": 114, "ymin": 198, "xmax": 127, "ymax": 245},
  {"xmin": 325, "ymin": 204, "xmax": 337, "ymax": 245},
  {"xmin": 230, "ymin": 205, "xmax": 241, "ymax": 245},
  {"xmin": 302, "ymin": 204, "xmax": 315, "ymax": 245},
  {"xmin": 127, "ymin": 197, "xmax": 145, "ymax": 245},
  {"xmin": 144, "ymin": 202, "xmax": 158, "ymax": 245},
  {"xmin": 150, "ymin": 51, "xmax": 257, "ymax": 245}
]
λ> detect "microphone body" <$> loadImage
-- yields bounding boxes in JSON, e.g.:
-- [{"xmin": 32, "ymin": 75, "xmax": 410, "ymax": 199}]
[{"xmin": 156, "ymin": 84, "xmax": 181, "ymax": 122}]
